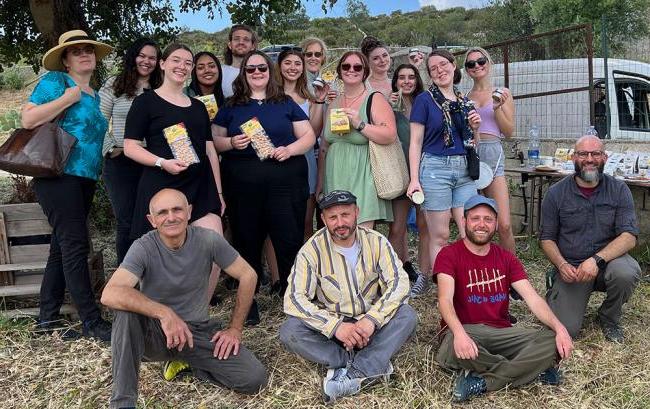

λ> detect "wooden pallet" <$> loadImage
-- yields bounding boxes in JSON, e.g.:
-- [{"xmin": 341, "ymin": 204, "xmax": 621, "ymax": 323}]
[{"xmin": 0, "ymin": 202, "xmax": 104, "ymax": 317}]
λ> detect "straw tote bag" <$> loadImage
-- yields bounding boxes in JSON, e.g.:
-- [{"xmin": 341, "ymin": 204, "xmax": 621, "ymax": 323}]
[
  {"xmin": 366, "ymin": 92, "xmax": 409, "ymax": 200},
  {"xmin": 0, "ymin": 113, "xmax": 76, "ymax": 178}
]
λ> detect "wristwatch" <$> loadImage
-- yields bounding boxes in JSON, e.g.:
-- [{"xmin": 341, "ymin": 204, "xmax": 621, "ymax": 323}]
[
  {"xmin": 356, "ymin": 121, "xmax": 366, "ymax": 132},
  {"xmin": 592, "ymin": 255, "xmax": 607, "ymax": 269},
  {"xmin": 154, "ymin": 157, "xmax": 164, "ymax": 169}
]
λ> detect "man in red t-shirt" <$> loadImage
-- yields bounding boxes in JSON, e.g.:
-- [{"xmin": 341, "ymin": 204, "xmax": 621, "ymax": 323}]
[{"xmin": 434, "ymin": 195, "xmax": 573, "ymax": 402}]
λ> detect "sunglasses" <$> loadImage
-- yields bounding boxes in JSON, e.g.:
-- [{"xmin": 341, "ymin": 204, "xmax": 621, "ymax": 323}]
[
  {"xmin": 68, "ymin": 45, "xmax": 95, "ymax": 57},
  {"xmin": 305, "ymin": 51, "xmax": 323, "ymax": 58},
  {"xmin": 464, "ymin": 56, "xmax": 488, "ymax": 69},
  {"xmin": 341, "ymin": 63, "xmax": 364, "ymax": 72},
  {"xmin": 245, "ymin": 64, "xmax": 268, "ymax": 74}
]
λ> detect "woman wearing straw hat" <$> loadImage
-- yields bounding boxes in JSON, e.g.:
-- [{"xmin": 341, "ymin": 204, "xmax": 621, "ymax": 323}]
[{"xmin": 21, "ymin": 29, "xmax": 114, "ymax": 342}]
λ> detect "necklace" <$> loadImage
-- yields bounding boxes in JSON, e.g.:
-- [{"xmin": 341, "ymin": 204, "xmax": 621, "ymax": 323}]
[{"xmin": 343, "ymin": 88, "xmax": 366, "ymax": 107}]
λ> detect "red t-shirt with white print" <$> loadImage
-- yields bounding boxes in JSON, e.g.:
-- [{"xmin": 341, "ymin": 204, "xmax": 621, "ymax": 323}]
[{"xmin": 433, "ymin": 240, "xmax": 528, "ymax": 329}]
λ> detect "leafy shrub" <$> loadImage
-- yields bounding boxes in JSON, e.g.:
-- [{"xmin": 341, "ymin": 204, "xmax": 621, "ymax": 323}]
[
  {"xmin": 1, "ymin": 67, "xmax": 26, "ymax": 90},
  {"xmin": 6, "ymin": 175, "xmax": 36, "ymax": 204},
  {"xmin": 90, "ymin": 179, "xmax": 116, "ymax": 234}
]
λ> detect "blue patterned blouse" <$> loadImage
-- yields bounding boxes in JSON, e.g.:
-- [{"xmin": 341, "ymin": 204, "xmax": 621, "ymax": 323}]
[{"xmin": 29, "ymin": 71, "xmax": 108, "ymax": 180}]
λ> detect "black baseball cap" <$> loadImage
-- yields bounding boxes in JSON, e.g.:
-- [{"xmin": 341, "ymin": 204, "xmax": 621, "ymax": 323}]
[{"xmin": 318, "ymin": 190, "xmax": 357, "ymax": 210}]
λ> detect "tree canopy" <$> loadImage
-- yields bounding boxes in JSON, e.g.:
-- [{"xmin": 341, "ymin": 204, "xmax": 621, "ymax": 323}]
[{"xmin": 0, "ymin": 0, "xmax": 336, "ymax": 71}]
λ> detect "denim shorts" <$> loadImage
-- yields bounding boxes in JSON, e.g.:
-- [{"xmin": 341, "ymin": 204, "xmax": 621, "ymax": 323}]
[
  {"xmin": 419, "ymin": 153, "xmax": 477, "ymax": 211},
  {"xmin": 478, "ymin": 139, "xmax": 505, "ymax": 177}
]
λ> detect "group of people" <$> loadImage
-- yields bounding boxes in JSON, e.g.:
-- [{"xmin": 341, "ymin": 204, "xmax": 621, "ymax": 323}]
[{"xmin": 22, "ymin": 25, "xmax": 641, "ymax": 408}]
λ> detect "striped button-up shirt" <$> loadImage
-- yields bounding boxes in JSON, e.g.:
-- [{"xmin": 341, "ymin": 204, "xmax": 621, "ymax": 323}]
[{"xmin": 284, "ymin": 226, "xmax": 411, "ymax": 338}]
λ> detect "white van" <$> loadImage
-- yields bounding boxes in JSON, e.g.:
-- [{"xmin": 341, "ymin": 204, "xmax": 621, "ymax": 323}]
[{"xmin": 459, "ymin": 58, "xmax": 650, "ymax": 140}]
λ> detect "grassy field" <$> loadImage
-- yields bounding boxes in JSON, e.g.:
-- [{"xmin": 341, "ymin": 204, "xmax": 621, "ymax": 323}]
[{"xmin": 0, "ymin": 88, "xmax": 649, "ymax": 408}]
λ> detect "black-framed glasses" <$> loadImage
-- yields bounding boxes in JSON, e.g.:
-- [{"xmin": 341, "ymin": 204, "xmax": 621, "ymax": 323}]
[
  {"xmin": 464, "ymin": 56, "xmax": 488, "ymax": 69},
  {"xmin": 575, "ymin": 150, "xmax": 605, "ymax": 159},
  {"xmin": 245, "ymin": 64, "xmax": 268, "ymax": 74},
  {"xmin": 341, "ymin": 63, "xmax": 363, "ymax": 72},
  {"xmin": 305, "ymin": 51, "xmax": 323, "ymax": 58}
]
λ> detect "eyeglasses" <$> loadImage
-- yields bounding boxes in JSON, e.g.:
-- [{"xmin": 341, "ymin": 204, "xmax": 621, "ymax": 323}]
[
  {"xmin": 428, "ymin": 60, "xmax": 450, "ymax": 74},
  {"xmin": 68, "ymin": 45, "xmax": 95, "ymax": 57},
  {"xmin": 464, "ymin": 57, "xmax": 488, "ymax": 69},
  {"xmin": 168, "ymin": 57, "xmax": 194, "ymax": 69},
  {"xmin": 341, "ymin": 63, "xmax": 364, "ymax": 72},
  {"xmin": 575, "ymin": 150, "xmax": 605, "ymax": 159},
  {"xmin": 305, "ymin": 51, "xmax": 323, "ymax": 58},
  {"xmin": 245, "ymin": 64, "xmax": 268, "ymax": 74}
]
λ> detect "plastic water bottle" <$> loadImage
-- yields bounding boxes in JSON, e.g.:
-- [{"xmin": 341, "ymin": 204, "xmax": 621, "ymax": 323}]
[
  {"xmin": 527, "ymin": 125, "xmax": 540, "ymax": 167},
  {"xmin": 586, "ymin": 125, "xmax": 598, "ymax": 136}
]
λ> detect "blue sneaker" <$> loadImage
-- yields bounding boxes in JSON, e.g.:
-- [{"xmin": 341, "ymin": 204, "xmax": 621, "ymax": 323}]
[
  {"xmin": 322, "ymin": 367, "xmax": 362, "ymax": 404},
  {"xmin": 539, "ymin": 367, "xmax": 562, "ymax": 385},
  {"xmin": 452, "ymin": 371, "xmax": 487, "ymax": 402}
]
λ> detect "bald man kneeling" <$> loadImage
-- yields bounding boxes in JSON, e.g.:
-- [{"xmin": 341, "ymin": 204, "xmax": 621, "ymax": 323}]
[{"xmin": 102, "ymin": 189, "xmax": 267, "ymax": 409}]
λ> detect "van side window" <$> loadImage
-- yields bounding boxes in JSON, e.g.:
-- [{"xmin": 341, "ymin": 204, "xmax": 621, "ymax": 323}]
[{"xmin": 614, "ymin": 73, "xmax": 650, "ymax": 131}]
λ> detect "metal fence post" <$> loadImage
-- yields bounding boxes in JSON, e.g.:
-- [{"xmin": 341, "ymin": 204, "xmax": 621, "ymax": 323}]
[{"xmin": 601, "ymin": 15, "xmax": 611, "ymax": 139}]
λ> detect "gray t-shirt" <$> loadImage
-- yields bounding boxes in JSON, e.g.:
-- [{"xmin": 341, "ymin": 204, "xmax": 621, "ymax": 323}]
[{"xmin": 121, "ymin": 225, "xmax": 239, "ymax": 322}]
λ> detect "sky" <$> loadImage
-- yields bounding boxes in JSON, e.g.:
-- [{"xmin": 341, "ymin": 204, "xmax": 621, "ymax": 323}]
[{"xmin": 174, "ymin": 0, "xmax": 490, "ymax": 33}]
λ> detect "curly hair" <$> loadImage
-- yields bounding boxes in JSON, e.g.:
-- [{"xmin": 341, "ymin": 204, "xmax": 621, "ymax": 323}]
[
  {"xmin": 359, "ymin": 36, "xmax": 386, "ymax": 58},
  {"xmin": 112, "ymin": 38, "xmax": 162, "ymax": 98},
  {"xmin": 228, "ymin": 51, "xmax": 288, "ymax": 107}
]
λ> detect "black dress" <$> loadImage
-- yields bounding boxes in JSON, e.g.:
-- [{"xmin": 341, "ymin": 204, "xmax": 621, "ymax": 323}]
[{"xmin": 125, "ymin": 91, "xmax": 220, "ymax": 239}]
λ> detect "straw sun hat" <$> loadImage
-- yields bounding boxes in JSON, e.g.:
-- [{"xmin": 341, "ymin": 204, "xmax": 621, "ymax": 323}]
[{"xmin": 42, "ymin": 29, "xmax": 113, "ymax": 71}]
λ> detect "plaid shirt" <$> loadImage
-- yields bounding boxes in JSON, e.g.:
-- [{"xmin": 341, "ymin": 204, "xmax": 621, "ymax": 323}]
[{"xmin": 284, "ymin": 226, "xmax": 411, "ymax": 338}]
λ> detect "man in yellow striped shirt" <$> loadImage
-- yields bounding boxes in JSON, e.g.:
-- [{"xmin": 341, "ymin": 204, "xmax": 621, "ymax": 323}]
[{"xmin": 280, "ymin": 190, "xmax": 417, "ymax": 403}]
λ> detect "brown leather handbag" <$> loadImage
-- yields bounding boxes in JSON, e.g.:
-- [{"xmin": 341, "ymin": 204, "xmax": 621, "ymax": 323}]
[{"xmin": 0, "ymin": 114, "xmax": 77, "ymax": 178}]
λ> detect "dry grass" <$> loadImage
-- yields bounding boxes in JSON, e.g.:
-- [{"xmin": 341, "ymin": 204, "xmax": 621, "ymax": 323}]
[
  {"xmin": 0, "ymin": 88, "xmax": 649, "ymax": 408},
  {"xmin": 1, "ymin": 257, "xmax": 649, "ymax": 409}
]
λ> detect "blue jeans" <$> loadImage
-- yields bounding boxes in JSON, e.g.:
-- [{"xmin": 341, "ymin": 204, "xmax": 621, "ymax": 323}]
[
  {"xmin": 419, "ymin": 153, "xmax": 476, "ymax": 211},
  {"xmin": 279, "ymin": 304, "xmax": 417, "ymax": 377}
]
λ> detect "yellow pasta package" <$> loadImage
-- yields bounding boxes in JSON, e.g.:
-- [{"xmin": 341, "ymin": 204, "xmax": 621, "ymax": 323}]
[
  {"xmin": 240, "ymin": 117, "xmax": 275, "ymax": 160},
  {"xmin": 195, "ymin": 94, "xmax": 218, "ymax": 120},
  {"xmin": 163, "ymin": 122, "xmax": 200, "ymax": 165},
  {"xmin": 330, "ymin": 108, "xmax": 350, "ymax": 134}
]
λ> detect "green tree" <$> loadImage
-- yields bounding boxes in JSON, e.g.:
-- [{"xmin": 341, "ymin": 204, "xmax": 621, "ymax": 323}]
[
  {"xmin": 0, "ymin": 0, "xmax": 336, "ymax": 71},
  {"xmin": 530, "ymin": 0, "xmax": 650, "ymax": 52}
]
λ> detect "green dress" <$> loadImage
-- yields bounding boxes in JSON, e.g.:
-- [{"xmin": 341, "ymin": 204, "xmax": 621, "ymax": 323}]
[{"xmin": 324, "ymin": 94, "xmax": 393, "ymax": 223}]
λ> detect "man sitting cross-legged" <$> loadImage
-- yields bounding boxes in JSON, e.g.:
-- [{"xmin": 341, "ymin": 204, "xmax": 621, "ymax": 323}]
[
  {"xmin": 434, "ymin": 195, "xmax": 573, "ymax": 402},
  {"xmin": 101, "ymin": 189, "xmax": 267, "ymax": 409},
  {"xmin": 280, "ymin": 190, "xmax": 417, "ymax": 403}
]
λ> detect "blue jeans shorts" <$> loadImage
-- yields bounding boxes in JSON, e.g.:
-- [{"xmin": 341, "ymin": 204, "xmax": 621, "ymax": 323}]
[{"xmin": 419, "ymin": 153, "xmax": 477, "ymax": 211}]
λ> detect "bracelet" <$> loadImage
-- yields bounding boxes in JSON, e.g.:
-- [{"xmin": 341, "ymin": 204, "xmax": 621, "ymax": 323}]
[
  {"xmin": 230, "ymin": 137, "xmax": 235, "ymax": 148},
  {"xmin": 314, "ymin": 100, "xmax": 326, "ymax": 104},
  {"xmin": 558, "ymin": 261, "xmax": 570, "ymax": 269},
  {"xmin": 218, "ymin": 192, "xmax": 223, "ymax": 195}
]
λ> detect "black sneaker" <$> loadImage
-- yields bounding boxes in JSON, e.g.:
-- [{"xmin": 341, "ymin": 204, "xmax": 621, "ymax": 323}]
[
  {"xmin": 82, "ymin": 317, "xmax": 112, "ymax": 343},
  {"xmin": 539, "ymin": 367, "xmax": 562, "ymax": 385},
  {"xmin": 35, "ymin": 319, "xmax": 81, "ymax": 341},
  {"xmin": 452, "ymin": 371, "xmax": 487, "ymax": 402},
  {"xmin": 403, "ymin": 262, "xmax": 420, "ymax": 282},
  {"xmin": 600, "ymin": 321, "xmax": 624, "ymax": 343},
  {"xmin": 245, "ymin": 299, "xmax": 260, "ymax": 327}
]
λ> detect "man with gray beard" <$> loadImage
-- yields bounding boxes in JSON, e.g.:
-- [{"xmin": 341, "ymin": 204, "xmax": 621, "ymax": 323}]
[{"xmin": 540, "ymin": 135, "xmax": 640, "ymax": 343}]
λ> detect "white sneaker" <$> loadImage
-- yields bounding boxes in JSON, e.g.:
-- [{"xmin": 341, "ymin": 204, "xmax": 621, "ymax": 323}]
[{"xmin": 322, "ymin": 367, "xmax": 361, "ymax": 403}]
